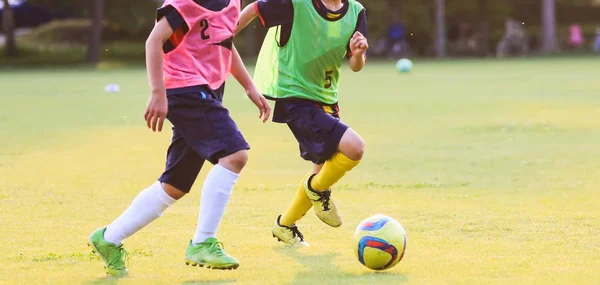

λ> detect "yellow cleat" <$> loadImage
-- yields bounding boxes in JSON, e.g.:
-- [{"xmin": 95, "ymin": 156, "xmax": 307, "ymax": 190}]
[
  {"xmin": 272, "ymin": 216, "xmax": 309, "ymax": 247},
  {"xmin": 303, "ymin": 175, "xmax": 342, "ymax": 227}
]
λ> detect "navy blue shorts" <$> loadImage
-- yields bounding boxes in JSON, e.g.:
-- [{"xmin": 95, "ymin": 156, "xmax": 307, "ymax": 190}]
[
  {"xmin": 272, "ymin": 100, "xmax": 348, "ymax": 165},
  {"xmin": 158, "ymin": 88, "xmax": 250, "ymax": 193}
]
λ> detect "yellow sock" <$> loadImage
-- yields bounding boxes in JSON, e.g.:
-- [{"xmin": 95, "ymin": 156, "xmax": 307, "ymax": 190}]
[
  {"xmin": 311, "ymin": 152, "xmax": 360, "ymax": 191},
  {"xmin": 279, "ymin": 153, "xmax": 360, "ymax": 226},
  {"xmin": 280, "ymin": 173, "xmax": 313, "ymax": 227}
]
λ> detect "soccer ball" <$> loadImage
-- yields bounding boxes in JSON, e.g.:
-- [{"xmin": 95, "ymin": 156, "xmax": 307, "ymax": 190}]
[
  {"xmin": 396, "ymin": 58, "xmax": 413, "ymax": 73},
  {"xmin": 354, "ymin": 214, "xmax": 407, "ymax": 270}
]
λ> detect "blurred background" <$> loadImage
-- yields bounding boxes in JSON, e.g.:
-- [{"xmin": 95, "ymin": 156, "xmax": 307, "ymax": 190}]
[{"xmin": 1, "ymin": 0, "xmax": 600, "ymax": 66}]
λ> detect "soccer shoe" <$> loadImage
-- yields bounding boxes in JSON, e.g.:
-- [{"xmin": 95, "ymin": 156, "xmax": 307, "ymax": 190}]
[
  {"xmin": 184, "ymin": 238, "xmax": 239, "ymax": 270},
  {"xmin": 304, "ymin": 174, "xmax": 343, "ymax": 227},
  {"xmin": 88, "ymin": 227, "xmax": 129, "ymax": 277},
  {"xmin": 272, "ymin": 215, "xmax": 309, "ymax": 247}
]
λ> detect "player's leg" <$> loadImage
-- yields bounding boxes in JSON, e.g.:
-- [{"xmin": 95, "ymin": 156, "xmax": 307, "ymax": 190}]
[
  {"xmin": 305, "ymin": 128, "xmax": 364, "ymax": 227},
  {"xmin": 278, "ymin": 129, "xmax": 363, "ymax": 230},
  {"xmin": 310, "ymin": 128, "xmax": 364, "ymax": 191},
  {"xmin": 273, "ymin": 164, "xmax": 321, "ymax": 246},
  {"xmin": 190, "ymin": 150, "xmax": 248, "ymax": 245},
  {"xmin": 169, "ymin": 94, "xmax": 249, "ymax": 269},
  {"xmin": 272, "ymin": 164, "xmax": 323, "ymax": 246},
  {"xmin": 277, "ymin": 103, "xmax": 348, "ymax": 230},
  {"xmin": 89, "ymin": 129, "xmax": 203, "ymax": 277},
  {"xmin": 284, "ymin": 102, "xmax": 362, "ymax": 226},
  {"xmin": 272, "ymin": 102, "xmax": 357, "ymax": 244},
  {"xmin": 279, "ymin": 163, "xmax": 323, "ymax": 226},
  {"xmin": 184, "ymin": 150, "xmax": 247, "ymax": 269}
]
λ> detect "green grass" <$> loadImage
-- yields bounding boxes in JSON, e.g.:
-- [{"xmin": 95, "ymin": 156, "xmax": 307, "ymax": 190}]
[
  {"xmin": 1, "ymin": 58, "xmax": 600, "ymax": 284},
  {"xmin": 0, "ymin": 41, "xmax": 145, "ymax": 67}
]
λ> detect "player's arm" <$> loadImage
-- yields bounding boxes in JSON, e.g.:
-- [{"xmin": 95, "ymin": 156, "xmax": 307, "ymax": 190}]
[
  {"xmin": 230, "ymin": 44, "xmax": 271, "ymax": 122},
  {"xmin": 348, "ymin": 33, "xmax": 368, "ymax": 72},
  {"xmin": 235, "ymin": 0, "xmax": 293, "ymax": 36},
  {"xmin": 234, "ymin": 2, "xmax": 258, "ymax": 36},
  {"xmin": 348, "ymin": 10, "xmax": 368, "ymax": 72},
  {"xmin": 144, "ymin": 17, "xmax": 174, "ymax": 132}
]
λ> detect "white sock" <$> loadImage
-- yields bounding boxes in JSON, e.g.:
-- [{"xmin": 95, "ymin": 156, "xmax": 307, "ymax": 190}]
[
  {"xmin": 192, "ymin": 165, "xmax": 239, "ymax": 244},
  {"xmin": 104, "ymin": 181, "xmax": 176, "ymax": 245}
]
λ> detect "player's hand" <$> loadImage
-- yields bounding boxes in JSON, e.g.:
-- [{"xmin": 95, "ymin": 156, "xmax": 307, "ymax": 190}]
[
  {"xmin": 350, "ymin": 31, "xmax": 369, "ymax": 56},
  {"xmin": 144, "ymin": 91, "xmax": 168, "ymax": 132},
  {"xmin": 246, "ymin": 87, "xmax": 271, "ymax": 123}
]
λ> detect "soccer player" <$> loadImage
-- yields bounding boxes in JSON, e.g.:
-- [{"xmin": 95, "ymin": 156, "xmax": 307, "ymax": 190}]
[
  {"xmin": 235, "ymin": 0, "xmax": 368, "ymax": 246},
  {"xmin": 88, "ymin": 0, "xmax": 271, "ymax": 276}
]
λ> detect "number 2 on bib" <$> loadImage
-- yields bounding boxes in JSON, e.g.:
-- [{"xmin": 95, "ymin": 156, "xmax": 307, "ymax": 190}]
[{"xmin": 200, "ymin": 19, "xmax": 210, "ymax": 40}]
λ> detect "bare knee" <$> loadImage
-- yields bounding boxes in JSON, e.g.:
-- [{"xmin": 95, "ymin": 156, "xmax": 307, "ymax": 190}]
[
  {"xmin": 161, "ymin": 183, "xmax": 187, "ymax": 200},
  {"xmin": 338, "ymin": 129, "xmax": 365, "ymax": 161},
  {"xmin": 218, "ymin": 150, "xmax": 249, "ymax": 174}
]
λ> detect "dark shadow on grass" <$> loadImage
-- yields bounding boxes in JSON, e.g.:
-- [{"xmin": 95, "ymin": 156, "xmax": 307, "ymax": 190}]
[
  {"xmin": 181, "ymin": 279, "xmax": 236, "ymax": 285},
  {"xmin": 81, "ymin": 276, "xmax": 121, "ymax": 285},
  {"xmin": 274, "ymin": 247, "xmax": 407, "ymax": 285}
]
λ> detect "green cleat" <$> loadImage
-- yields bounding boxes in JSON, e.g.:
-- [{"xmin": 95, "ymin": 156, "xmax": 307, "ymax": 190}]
[
  {"xmin": 88, "ymin": 227, "xmax": 128, "ymax": 277},
  {"xmin": 185, "ymin": 238, "xmax": 239, "ymax": 270}
]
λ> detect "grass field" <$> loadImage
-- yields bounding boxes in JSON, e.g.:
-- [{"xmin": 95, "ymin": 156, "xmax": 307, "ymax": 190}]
[{"xmin": 1, "ymin": 58, "xmax": 599, "ymax": 285}]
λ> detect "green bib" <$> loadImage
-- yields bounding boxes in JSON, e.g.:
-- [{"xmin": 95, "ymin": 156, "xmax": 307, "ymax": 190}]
[{"xmin": 254, "ymin": 0, "xmax": 363, "ymax": 104}]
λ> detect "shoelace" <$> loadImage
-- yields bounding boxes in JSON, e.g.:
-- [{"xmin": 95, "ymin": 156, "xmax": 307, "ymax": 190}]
[
  {"xmin": 109, "ymin": 245, "xmax": 128, "ymax": 270},
  {"xmin": 317, "ymin": 190, "xmax": 332, "ymax": 211},
  {"xmin": 308, "ymin": 175, "xmax": 332, "ymax": 211},
  {"xmin": 207, "ymin": 241, "xmax": 227, "ymax": 257},
  {"xmin": 289, "ymin": 225, "xmax": 305, "ymax": 242}
]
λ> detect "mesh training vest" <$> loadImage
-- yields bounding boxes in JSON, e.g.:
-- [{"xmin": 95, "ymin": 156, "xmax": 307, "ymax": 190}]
[{"xmin": 254, "ymin": 0, "xmax": 363, "ymax": 104}]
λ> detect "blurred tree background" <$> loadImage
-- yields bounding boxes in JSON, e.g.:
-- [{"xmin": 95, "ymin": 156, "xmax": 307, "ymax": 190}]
[{"xmin": 1, "ymin": 0, "xmax": 599, "ymax": 65}]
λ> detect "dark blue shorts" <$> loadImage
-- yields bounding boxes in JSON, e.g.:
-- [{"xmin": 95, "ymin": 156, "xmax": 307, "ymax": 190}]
[
  {"xmin": 272, "ymin": 100, "xmax": 348, "ymax": 165},
  {"xmin": 158, "ymin": 88, "xmax": 250, "ymax": 193}
]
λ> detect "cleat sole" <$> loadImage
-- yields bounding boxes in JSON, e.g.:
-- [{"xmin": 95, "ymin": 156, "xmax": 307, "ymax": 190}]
[
  {"xmin": 186, "ymin": 259, "xmax": 238, "ymax": 270},
  {"xmin": 206, "ymin": 264, "xmax": 239, "ymax": 270},
  {"xmin": 272, "ymin": 233, "xmax": 309, "ymax": 247},
  {"xmin": 185, "ymin": 260, "xmax": 204, "ymax": 268}
]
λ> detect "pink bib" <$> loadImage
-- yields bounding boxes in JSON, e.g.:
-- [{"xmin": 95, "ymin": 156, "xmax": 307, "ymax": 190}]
[{"xmin": 162, "ymin": 0, "xmax": 239, "ymax": 90}]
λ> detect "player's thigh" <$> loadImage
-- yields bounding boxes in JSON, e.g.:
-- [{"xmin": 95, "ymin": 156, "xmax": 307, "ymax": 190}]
[
  {"xmin": 338, "ymin": 128, "xmax": 365, "ymax": 161},
  {"xmin": 167, "ymin": 95, "xmax": 250, "ymax": 166},
  {"xmin": 287, "ymin": 105, "xmax": 348, "ymax": 164},
  {"xmin": 159, "ymin": 128, "xmax": 206, "ymax": 194}
]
